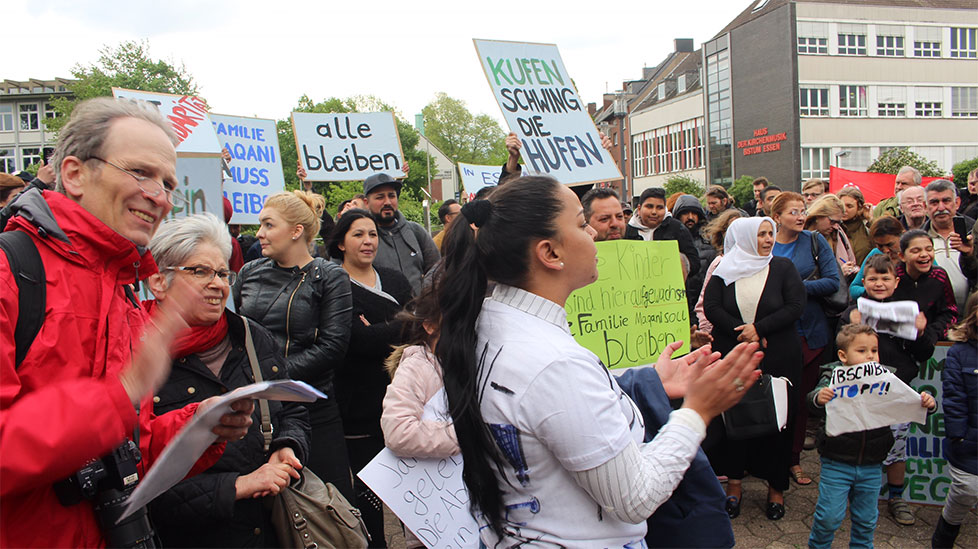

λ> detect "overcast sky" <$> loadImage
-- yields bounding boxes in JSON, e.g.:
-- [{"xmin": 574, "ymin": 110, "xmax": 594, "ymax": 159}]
[{"xmin": 11, "ymin": 0, "xmax": 750, "ymax": 127}]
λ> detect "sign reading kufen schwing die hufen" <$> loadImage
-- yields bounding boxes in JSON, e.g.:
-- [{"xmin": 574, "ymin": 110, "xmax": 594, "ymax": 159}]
[{"xmin": 474, "ymin": 39, "xmax": 623, "ymax": 186}]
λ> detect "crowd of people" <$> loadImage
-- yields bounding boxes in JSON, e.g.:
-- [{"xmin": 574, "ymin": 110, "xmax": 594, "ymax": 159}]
[{"xmin": 1, "ymin": 97, "xmax": 976, "ymax": 548}]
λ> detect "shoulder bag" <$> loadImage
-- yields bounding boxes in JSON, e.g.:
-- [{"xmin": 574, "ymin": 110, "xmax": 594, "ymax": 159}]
[
  {"xmin": 806, "ymin": 232, "xmax": 850, "ymax": 317},
  {"xmin": 722, "ymin": 375, "xmax": 791, "ymax": 440},
  {"xmin": 241, "ymin": 317, "xmax": 369, "ymax": 549}
]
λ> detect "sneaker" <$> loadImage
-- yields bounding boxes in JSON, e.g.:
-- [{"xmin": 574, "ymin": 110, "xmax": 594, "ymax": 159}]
[{"xmin": 888, "ymin": 497, "xmax": 915, "ymax": 525}]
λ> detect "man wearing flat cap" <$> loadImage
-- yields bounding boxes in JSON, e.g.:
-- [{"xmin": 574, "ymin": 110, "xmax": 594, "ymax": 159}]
[{"xmin": 363, "ymin": 173, "xmax": 439, "ymax": 295}]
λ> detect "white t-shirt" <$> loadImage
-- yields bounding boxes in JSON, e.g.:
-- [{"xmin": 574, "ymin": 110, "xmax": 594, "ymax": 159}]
[{"xmin": 475, "ymin": 285, "xmax": 647, "ymax": 548}]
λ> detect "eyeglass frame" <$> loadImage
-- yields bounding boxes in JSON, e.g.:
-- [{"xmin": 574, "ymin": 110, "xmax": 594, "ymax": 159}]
[
  {"xmin": 89, "ymin": 156, "xmax": 187, "ymax": 207},
  {"xmin": 163, "ymin": 265, "xmax": 237, "ymax": 286}
]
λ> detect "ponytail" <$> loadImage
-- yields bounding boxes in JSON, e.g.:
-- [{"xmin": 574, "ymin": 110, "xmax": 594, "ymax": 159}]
[{"xmin": 435, "ymin": 176, "xmax": 563, "ymax": 535}]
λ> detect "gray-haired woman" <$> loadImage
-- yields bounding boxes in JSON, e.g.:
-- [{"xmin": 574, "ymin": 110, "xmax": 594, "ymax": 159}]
[{"xmin": 145, "ymin": 213, "xmax": 311, "ymax": 548}]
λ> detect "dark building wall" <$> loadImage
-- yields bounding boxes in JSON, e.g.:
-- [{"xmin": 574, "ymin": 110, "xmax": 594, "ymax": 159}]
[{"xmin": 728, "ymin": 2, "xmax": 802, "ymax": 191}]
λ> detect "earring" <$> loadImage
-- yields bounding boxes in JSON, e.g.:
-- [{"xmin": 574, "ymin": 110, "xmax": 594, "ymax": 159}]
[
  {"xmin": 559, "ymin": 262, "xmax": 565, "ymax": 268},
  {"xmin": 292, "ymin": 236, "xmax": 298, "ymax": 241}
]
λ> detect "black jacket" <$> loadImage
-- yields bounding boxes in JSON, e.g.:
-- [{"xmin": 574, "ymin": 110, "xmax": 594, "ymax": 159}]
[
  {"xmin": 624, "ymin": 215, "xmax": 701, "ymax": 279},
  {"xmin": 234, "ymin": 257, "xmax": 352, "ymax": 394},
  {"xmin": 672, "ymin": 195, "xmax": 715, "ymax": 320},
  {"xmin": 808, "ymin": 360, "xmax": 894, "ymax": 466},
  {"xmin": 337, "ymin": 267, "xmax": 413, "ymax": 436},
  {"xmin": 893, "ymin": 263, "xmax": 958, "ymax": 353},
  {"xmin": 150, "ymin": 311, "xmax": 311, "ymax": 548},
  {"xmin": 840, "ymin": 300, "xmax": 932, "ymax": 383}
]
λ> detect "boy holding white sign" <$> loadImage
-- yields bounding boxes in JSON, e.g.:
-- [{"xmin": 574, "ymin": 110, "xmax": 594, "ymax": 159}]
[{"xmin": 807, "ymin": 324, "xmax": 936, "ymax": 549}]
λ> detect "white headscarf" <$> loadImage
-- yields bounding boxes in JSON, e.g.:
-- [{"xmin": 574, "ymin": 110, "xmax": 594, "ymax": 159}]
[{"xmin": 712, "ymin": 217, "xmax": 777, "ymax": 285}]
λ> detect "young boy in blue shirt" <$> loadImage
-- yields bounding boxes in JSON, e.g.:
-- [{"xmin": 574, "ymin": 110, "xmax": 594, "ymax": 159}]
[{"xmin": 807, "ymin": 324, "xmax": 936, "ymax": 548}]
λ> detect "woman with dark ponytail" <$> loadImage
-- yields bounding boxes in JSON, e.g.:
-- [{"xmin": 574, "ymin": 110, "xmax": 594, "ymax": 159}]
[{"xmin": 433, "ymin": 176, "xmax": 765, "ymax": 546}]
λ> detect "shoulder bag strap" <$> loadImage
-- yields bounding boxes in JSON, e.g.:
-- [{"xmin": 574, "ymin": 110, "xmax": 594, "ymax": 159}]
[{"xmin": 241, "ymin": 316, "xmax": 273, "ymax": 452}]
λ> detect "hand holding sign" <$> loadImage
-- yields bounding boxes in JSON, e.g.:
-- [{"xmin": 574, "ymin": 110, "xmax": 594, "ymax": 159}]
[{"xmin": 826, "ymin": 361, "xmax": 928, "ymax": 436}]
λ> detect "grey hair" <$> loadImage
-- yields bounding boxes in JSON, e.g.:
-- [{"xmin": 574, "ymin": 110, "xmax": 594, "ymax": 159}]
[
  {"xmin": 52, "ymin": 97, "xmax": 179, "ymax": 192},
  {"xmin": 925, "ymin": 178, "xmax": 958, "ymax": 197},
  {"xmin": 149, "ymin": 213, "xmax": 232, "ymax": 283},
  {"xmin": 897, "ymin": 166, "xmax": 922, "ymax": 185}
]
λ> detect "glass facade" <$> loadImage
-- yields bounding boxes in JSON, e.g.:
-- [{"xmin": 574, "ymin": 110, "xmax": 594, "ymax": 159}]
[{"xmin": 705, "ymin": 35, "xmax": 732, "ymax": 186}]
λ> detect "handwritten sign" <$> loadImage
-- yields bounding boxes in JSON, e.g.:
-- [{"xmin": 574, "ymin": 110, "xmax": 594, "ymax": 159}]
[
  {"xmin": 457, "ymin": 162, "xmax": 500, "ymax": 200},
  {"xmin": 882, "ymin": 344, "xmax": 952, "ymax": 506},
  {"xmin": 474, "ymin": 39, "xmax": 622, "ymax": 186},
  {"xmin": 209, "ymin": 113, "xmax": 285, "ymax": 224},
  {"xmin": 111, "ymin": 88, "xmax": 221, "ymax": 154},
  {"xmin": 565, "ymin": 240, "xmax": 689, "ymax": 369},
  {"xmin": 292, "ymin": 112, "xmax": 404, "ymax": 181},
  {"xmin": 826, "ymin": 361, "xmax": 926, "ymax": 437}
]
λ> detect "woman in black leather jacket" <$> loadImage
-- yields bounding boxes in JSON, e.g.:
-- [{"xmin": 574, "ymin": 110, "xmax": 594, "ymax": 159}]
[
  {"xmin": 233, "ymin": 190, "xmax": 356, "ymax": 502},
  {"xmin": 147, "ymin": 213, "xmax": 310, "ymax": 548}
]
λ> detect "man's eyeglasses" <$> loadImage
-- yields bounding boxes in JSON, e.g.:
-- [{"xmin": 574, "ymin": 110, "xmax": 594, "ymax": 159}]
[
  {"xmin": 164, "ymin": 265, "xmax": 236, "ymax": 286},
  {"xmin": 90, "ymin": 157, "xmax": 187, "ymax": 207}
]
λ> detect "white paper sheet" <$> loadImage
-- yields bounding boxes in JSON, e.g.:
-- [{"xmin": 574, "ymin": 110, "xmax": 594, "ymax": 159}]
[
  {"xmin": 857, "ymin": 298, "xmax": 920, "ymax": 340},
  {"xmin": 118, "ymin": 380, "xmax": 325, "ymax": 521},
  {"xmin": 825, "ymin": 361, "xmax": 927, "ymax": 437}
]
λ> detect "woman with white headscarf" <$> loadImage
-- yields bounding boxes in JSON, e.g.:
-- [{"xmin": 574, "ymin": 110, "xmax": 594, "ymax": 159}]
[{"xmin": 704, "ymin": 217, "xmax": 806, "ymax": 522}]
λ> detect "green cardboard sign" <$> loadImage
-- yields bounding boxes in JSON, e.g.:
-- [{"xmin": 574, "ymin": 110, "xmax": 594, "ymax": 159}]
[{"xmin": 565, "ymin": 240, "xmax": 690, "ymax": 369}]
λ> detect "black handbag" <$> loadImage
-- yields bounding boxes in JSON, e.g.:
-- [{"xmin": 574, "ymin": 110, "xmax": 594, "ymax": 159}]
[
  {"xmin": 805, "ymin": 232, "xmax": 850, "ymax": 317},
  {"xmin": 722, "ymin": 375, "xmax": 788, "ymax": 440},
  {"xmin": 240, "ymin": 318, "xmax": 369, "ymax": 549}
]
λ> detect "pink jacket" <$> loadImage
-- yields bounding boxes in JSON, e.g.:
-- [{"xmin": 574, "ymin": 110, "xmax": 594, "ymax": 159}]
[{"xmin": 381, "ymin": 345, "xmax": 459, "ymax": 458}]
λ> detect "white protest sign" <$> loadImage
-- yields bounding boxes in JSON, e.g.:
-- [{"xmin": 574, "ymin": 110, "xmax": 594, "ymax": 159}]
[
  {"xmin": 826, "ymin": 361, "xmax": 927, "ymax": 437},
  {"xmin": 292, "ymin": 112, "xmax": 404, "ymax": 181},
  {"xmin": 457, "ymin": 162, "xmax": 500, "ymax": 200},
  {"xmin": 474, "ymin": 39, "xmax": 622, "ymax": 186},
  {"xmin": 168, "ymin": 156, "xmax": 223, "ymax": 220},
  {"xmin": 857, "ymin": 298, "xmax": 920, "ymax": 340},
  {"xmin": 112, "ymin": 88, "xmax": 221, "ymax": 154},
  {"xmin": 209, "ymin": 113, "xmax": 285, "ymax": 224}
]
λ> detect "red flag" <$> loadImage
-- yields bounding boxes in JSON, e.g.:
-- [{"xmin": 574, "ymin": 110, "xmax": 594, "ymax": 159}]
[{"xmin": 829, "ymin": 166, "xmax": 946, "ymax": 206}]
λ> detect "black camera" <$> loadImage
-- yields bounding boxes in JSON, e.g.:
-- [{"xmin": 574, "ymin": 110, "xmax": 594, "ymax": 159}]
[{"xmin": 54, "ymin": 439, "xmax": 158, "ymax": 549}]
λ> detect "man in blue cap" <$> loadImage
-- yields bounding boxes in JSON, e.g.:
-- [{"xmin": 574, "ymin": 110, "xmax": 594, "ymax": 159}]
[{"xmin": 363, "ymin": 173, "xmax": 439, "ymax": 295}]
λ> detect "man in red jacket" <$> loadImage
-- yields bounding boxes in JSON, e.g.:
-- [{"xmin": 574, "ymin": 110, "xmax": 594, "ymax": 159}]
[{"xmin": 0, "ymin": 97, "xmax": 254, "ymax": 548}]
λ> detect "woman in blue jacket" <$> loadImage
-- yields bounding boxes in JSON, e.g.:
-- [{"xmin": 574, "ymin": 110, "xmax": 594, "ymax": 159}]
[
  {"xmin": 770, "ymin": 192, "xmax": 840, "ymax": 486},
  {"xmin": 933, "ymin": 291, "xmax": 978, "ymax": 548}
]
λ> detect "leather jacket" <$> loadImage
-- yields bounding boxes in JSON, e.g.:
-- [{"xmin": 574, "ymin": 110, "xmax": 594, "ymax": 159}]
[{"xmin": 233, "ymin": 257, "xmax": 352, "ymax": 394}]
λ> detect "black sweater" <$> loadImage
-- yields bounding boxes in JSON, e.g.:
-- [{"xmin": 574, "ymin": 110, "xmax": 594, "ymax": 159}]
[
  {"xmin": 335, "ymin": 266, "xmax": 412, "ymax": 436},
  {"xmin": 840, "ymin": 299, "xmax": 933, "ymax": 383}
]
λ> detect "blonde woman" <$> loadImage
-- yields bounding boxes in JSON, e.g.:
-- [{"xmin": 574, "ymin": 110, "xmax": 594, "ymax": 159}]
[{"xmin": 805, "ymin": 194, "xmax": 859, "ymax": 278}]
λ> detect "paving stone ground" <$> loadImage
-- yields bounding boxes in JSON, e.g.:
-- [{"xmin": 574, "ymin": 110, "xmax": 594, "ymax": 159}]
[{"xmin": 381, "ymin": 448, "xmax": 977, "ymax": 548}]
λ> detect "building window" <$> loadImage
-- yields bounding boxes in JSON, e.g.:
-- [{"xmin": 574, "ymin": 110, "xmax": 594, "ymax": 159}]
[
  {"xmin": 914, "ymin": 41, "xmax": 941, "ymax": 57},
  {"xmin": 0, "ymin": 148, "xmax": 15, "ymax": 173},
  {"xmin": 877, "ymin": 86, "xmax": 907, "ymax": 117},
  {"xmin": 799, "ymin": 88, "xmax": 829, "ymax": 116},
  {"xmin": 19, "ymin": 103, "xmax": 39, "ymax": 131},
  {"xmin": 838, "ymin": 24, "xmax": 867, "ymax": 55},
  {"xmin": 706, "ymin": 37, "xmax": 733, "ymax": 186},
  {"xmin": 677, "ymin": 74, "xmax": 687, "ymax": 93},
  {"xmin": 837, "ymin": 147, "xmax": 872, "ymax": 171},
  {"xmin": 20, "ymin": 147, "xmax": 41, "ymax": 170},
  {"xmin": 0, "ymin": 104, "xmax": 13, "ymax": 132},
  {"xmin": 797, "ymin": 21, "xmax": 828, "ymax": 54},
  {"xmin": 914, "ymin": 27, "xmax": 942, "ymax": 57},
  {"xmin": 951, "ymin": 87, "xmax": 978, "ymax": 117},
  {"xmin": 876, "ymin": 26, "xmax": 905, "ymax": 56},
  {"xmin": 839, "ymin": 85, "xmax": 867, "ymax": 117},
  {"xmin": 915, "ymin": 101, "xmax": 942, "ymax": 117},
  {"xmin": 802, "ymin": 148, "xmax": 831, "ymax": 180},
  {"xmin": 951, "ymin": 27, "xmax": 978, "ymax": 58},
  {"xmin": 44, "ymin": 102, "xmax": 59, "ymax": 120}
]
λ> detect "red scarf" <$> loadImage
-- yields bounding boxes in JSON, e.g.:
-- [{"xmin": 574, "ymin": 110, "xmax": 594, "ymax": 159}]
[{"xmin": 142, "ymin": 300, "xmax": 230, "ymax": 359}]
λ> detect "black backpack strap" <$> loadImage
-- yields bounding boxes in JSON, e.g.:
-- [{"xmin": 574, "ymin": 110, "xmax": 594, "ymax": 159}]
[{"xmin": 0, "ymin": 231, "xmax": 46, "ymax": 368}]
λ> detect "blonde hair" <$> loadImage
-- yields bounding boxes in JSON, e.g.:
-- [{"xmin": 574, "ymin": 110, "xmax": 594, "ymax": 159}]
[
  {"xmin": 262, "ymin": 190, "xmax": 325, "ymax": 244},
  {"xmin": 802, "ymin": 178, "xmax": 828, "ymax": 194},
  {"xmin": 804, "ymin": 194, "xmax": 844, "ymax": 228},
  {"xmin": 837, "ymin": 186, "xmax": 871, "ymax": 222}
]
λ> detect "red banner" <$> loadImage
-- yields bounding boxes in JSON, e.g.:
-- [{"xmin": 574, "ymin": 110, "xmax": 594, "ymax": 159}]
[{"xmin": 829, "ymin": 166, "xmax": 946, "ymax": 206}]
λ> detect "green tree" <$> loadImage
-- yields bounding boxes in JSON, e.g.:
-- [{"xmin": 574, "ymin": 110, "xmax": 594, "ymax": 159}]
[
  {"xmin": 664, "ymin": 174, "xmax": 704, "ymax": 198},
  {"xmin": 727, "ymin": 175, "xmax": 756, "ymax": 208},
  {"xmin": 867, "ymin": 147, "xmax": 944, "ymax": 178},
  {"xmin": 277, "ymin": 94, "xmax": 434, "ymax": 214},
  {"xmin": 420, "ymin": 92, "xmax": 507, "ymax": 165},
  {"xmin": 45, "ymin": 40, "xmax": 200, "ymax": 133},
  {"xmin": 951, "ymin": 157, "xmax": 978, "ymax": 189}
]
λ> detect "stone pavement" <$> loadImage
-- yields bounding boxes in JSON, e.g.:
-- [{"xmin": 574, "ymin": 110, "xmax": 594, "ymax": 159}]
[{"xmin": 381, "ymin": 447, "xmax": 978, "ymax": 548}]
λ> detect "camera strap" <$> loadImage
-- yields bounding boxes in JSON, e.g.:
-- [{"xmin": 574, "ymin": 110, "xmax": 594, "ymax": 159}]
[{"xmin": 241, "ymin": 317, "xmax": 273, "ymax": 452}]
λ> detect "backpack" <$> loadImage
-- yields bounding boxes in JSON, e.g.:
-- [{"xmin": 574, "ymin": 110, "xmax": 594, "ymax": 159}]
[{"xmin": 0, "ymin": 231, "xmax": 45, "ymax": 368}]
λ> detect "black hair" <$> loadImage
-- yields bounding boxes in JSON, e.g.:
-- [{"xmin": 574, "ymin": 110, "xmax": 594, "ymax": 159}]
[
  {"xmin": 326, "ymin": 208, "xmax": 376, "ymax": 259},
  {"xmin": 473, "ymin": 185, "xmax": 496, "ymax": 201},
  {"xmin": 438, "ymin": 199, "xmax": 459, "ymax": 224},
  {"xmin": 759, "ymin": 185, "xmax": 782, "ymax": 201},
  {"xmin": 869, "ymin": 215, "xmax": 905, "ymax": 239},
  {"xmin": 581, "ymin": 187, "xmax": 620, "ymax": 221},
  {"xmin": 638, "ymin": 186, "xmax": 666, "ymax": 205},
  {"xmin": 336, "ymin": 199, "xmax": 352, "ymax": 214},
  {"xmin": 899, "ymin": 229, "xmax": 930, "ymax": 253},
  {"xmin": 436, "ymin": 176, "xmax": 563, "ymax": 535}
]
